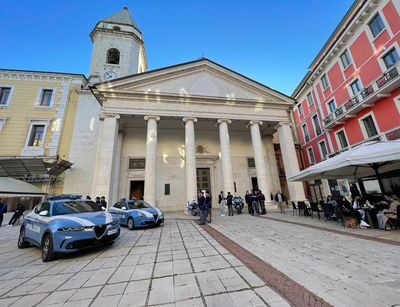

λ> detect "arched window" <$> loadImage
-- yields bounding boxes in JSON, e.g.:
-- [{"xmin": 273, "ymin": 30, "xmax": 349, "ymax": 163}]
[
  {"xmin": 112, "ymin": 26, "xmax": 121, "ymax": 31},
  {"xmin": 107, "ymin": 48, "xmax": 120, "ymax": 65}
]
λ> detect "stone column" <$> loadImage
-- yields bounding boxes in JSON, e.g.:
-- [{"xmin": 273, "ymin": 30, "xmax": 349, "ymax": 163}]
[
  {"xmin": 263, "ymin": 135, "xmax": 281, "ymax": 193},
  {"xmin": 276, "ymin": 121, "xmax": 306, "ymax": 201},
  {"xmin": 92, "ymin": 113, "xmax": 120, "ymax": 205},
  {"xmin": 111, "ymin": 131, "xmax": 124, "ymax": 205},
  {"xmin": 217, "ymin": 119, "xmax": 234, "ymax": 194},
  {"xmin": 248, "ymin": 120, "xmax": 272, "ymax": 197},
  {"xmin": 144, "ymin": 115, "xmax": 160, "ymax": 206},
  {"xmin": 183, "ymin": 117, "xmax": 198, "ymax": 204}
]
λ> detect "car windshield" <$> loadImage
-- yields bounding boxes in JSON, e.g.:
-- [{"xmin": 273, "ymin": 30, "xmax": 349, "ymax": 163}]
[
  {"xmin": 233, "ymin": 197, "xmax": 242, "ymax": 200},
  {"xmin": 127, "ymin": 200, "xmax": 153, "ymax": 210},
  {"xmin": 52, "ymin": 201, "xmax": 103, "ymax": 216}
]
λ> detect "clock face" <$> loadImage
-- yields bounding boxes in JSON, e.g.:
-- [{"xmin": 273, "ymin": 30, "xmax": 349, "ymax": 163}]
[{"xmin": 103, "ymin": 70, "xmax": 117, "ymax": 81}]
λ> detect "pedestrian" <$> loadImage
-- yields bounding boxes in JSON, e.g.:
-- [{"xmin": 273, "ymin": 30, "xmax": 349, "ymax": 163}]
[
  {"xmin": 376, "ymin": 193, "xmax": 399, "ymax": 230},
  {"xmin": 218, "ymin": 191, "xmax": 225, "ymax": 216},
  {"xmin": 245, "ymin": 191, "xmax": 251, "ymax": 214},
  {"xmin": 95, "ymin": 196, "xmax": 101, "ymax": 204},
  {"xmin": 206, "ymin": 191, "xmax": 212, "ymax": 223},
  {"xmin": 8, "ymin": 203, "xmax": 25, "ymax": 226},
  {"xmin": 258, "ymin": 190, "xmax": 266, "ymax": 214},
  {"xmin": 250, "ymin": 190, "xmax": 259, "ymax": 215},
  {"xmin": 100, "ymin": 196, "xmax": 107, "ymax": 209},
  {"xmin": 0, "ymin": 198, "xmax": 7, "ymax": 227},
  {"xmin": 275, "ymin": 191, "xmax": 286, "ymax": 213},
  {"xmin": 226, "ymin": 192, "xmax": 233, "ymax": 216},
  {"xmin": 198, "ymin": 191, "xmax": 207, "ymax": 225}
]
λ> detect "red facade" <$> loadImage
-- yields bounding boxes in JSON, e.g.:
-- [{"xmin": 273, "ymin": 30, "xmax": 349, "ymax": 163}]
[{"xmin": 293, "ymin": 0, "xmax": 400, "ymax": 169}]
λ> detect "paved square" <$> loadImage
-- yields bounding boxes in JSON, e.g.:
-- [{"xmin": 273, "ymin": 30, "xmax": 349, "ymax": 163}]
[{"xmin": 0, "ymin": 218, "xmax": 288, "ymax": 307}]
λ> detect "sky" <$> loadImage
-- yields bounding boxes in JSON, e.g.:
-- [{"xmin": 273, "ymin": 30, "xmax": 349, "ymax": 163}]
[{"xmin": 1, "ymin": 0, "xmax": 354, "ymax": 96}]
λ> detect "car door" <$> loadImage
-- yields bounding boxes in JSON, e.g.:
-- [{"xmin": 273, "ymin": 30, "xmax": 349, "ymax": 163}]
[
  {"xmin": 24, "ymin": 204, "xmax": 40, "ymax": 243},
  {"xmin": 35, "ymin": 202, "xmax": 51, "ymax": 244},
  {"xmin": 109, "ymin": 202, "xmax": 125, "ymax": 225}
]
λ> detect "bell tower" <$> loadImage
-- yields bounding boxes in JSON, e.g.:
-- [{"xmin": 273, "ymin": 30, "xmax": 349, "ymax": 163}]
[{"xmin": 88, "ymin": 7, "xmax": 147, "ymax": 82}]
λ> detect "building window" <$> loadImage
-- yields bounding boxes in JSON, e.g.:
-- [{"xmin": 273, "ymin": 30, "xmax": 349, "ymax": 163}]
[
  {"xmin": 112, "ymin": 26, "xmax": 121, "ymax": 31},
  {"xmin": 383, "ymin": 48, "xmax": 400, "ymax": 69},
  {"xmin": 307, "ymin": 147, "xmax": 316, "ymax": 165},
  {"xmin": 321, "ymin": 74, "xmax": 329, "ymax": 90},
  {"xmin": 340, "ymin": 50, "xmax": 352, "ymax": 68},
  {"xmin": 319, "ymin": 141, "xmax": 328, "ymax": 159},
  {"xmin": 302, "ymin": 124, "xmax": 310, "ymax": 142},
  {"xmin": 0, "ymin": 87, "xmax": 11, "ymax": 106},
  {"xmin": 307, "ymin": 92, "xmax": 314, "ymax": 106},
  {"xmin": 327, "ymin": 100, "xmax": 336, "ymax": 113},
  {"xmin": 350, "ymin": 79, "xmax": 362, "ymax": 96},
  {"xmin": 28, "ymin": 125, "xmax": 45, "ymax": 147},
  {"xmin": 164, "ymin": 184, "xmax": 170, "ymax": 195},
  {"xmin": 247, "ymin": 158, "xmax": 255, "ymax": 168},
  {"xmin": 39, "ymin": 89, "xmax": 53, "ymax": 107},
  {"xmin": 298, "ymin": 103, "xmax": 303, "ymax": 116},
  {"xmin": 107, "ymin": 48, "xmax": 120, "ymax": 64},
  {"xmin": 362, "ymin": 115, "xmax": 378, "ymax": 138},
  {"xmin": 129, "ymin": 158, "xmax": 145, "ymax": 169},
  {"xmin": 336, "ymin": 130, "xmax": 348, "ymax": 149},
  {"xmin": 369, "ymin": 14, "xmax": 385, "ymax": 38},
  {"xmin": 312, "ymin": 114, "xmax": 322, "ymax": 136}
]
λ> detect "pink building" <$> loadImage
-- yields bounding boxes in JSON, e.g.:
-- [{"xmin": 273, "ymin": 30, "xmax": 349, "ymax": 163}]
[{"xmin": 292, "ymin": 0, "xmax": 400, "ymax": 200}]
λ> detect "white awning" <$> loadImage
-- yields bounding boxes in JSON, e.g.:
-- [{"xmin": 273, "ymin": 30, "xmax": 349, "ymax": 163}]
[
  {"xmin": 0, "ymin": 177, "xmax": 46, "ymax": 195},
  {"xmin": 290, "ymin": 140, "xmax": 400, "ymax": 182}
]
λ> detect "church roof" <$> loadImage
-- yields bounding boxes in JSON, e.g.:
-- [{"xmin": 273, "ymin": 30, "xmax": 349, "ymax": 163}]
[{"xmin": 102, "ymin": 7, "xmax": 138, "ymax": 28}]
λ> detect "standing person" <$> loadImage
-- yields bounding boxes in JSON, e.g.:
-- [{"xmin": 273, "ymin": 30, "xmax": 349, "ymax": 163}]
[
  {"xmin": 100, "ymin": 196, "xmax": 107, "ymax": 209},
  {"xmin": 249, "ymin": 190, "xmax": 258, "ymax": 215},
  {"xmin": 0, "ymin": 199, "xmax": 7, "ymax": 227},
  {"xmin": 206, "ymin": 191, "xmax": 212, "ymax": 223},
  {"xmin": 198, "ymin": 192, "xmax": 206, "ymax": 225},
  {"xmin": 245, "ymin": 191, "xmax": 251, "ymax": 214},
  {"xmin": 8, "ymin": 203, "xmax": 25, "ymax": 226},
  {"xmin": 275, "ymin": 191, "xmax": 285, "ymax": 213},
  {"xmin": 258, "ymin": 190, "xmax": 266, "ymax": 214},
  {"xmin": 218, "ymin": 191, "xmax": 225, "ymax": 216},
  {"xmin": 226, "ymin": 192, "xmax": 234, "ymax": 216}
]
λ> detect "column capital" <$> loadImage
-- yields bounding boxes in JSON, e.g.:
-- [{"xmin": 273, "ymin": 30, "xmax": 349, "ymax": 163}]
[
  {"xmin": 144, "ymin": 115, "xmax": 160, "ymax": 122},
  {"xmin": 100, "ymin": 112, "xmax": 120, "ymax": 120},
  {"xmin": 183, "ymin": 116, "xmax": 198, "ymax": 123},
  {"xmin": 275, "ymin": 121, "xmax": 291, "ymax": 129},
  {"xmin": 247, "ymin": 120, "xmax": 263, "ymax": 128},
  {"xmin": 217, "ymin": 118, "xmax": 232, "ymax": 125}
]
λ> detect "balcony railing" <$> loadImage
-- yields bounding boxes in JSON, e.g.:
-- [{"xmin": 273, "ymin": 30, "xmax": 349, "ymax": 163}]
[{"xmin": 323, "ymin": 63, "xmax": 400, "ymax": 128}]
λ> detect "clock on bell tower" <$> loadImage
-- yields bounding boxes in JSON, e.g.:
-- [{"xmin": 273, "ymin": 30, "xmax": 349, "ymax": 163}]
[{"xmin": 88, "ymin": 7, "xmax": 147, "ymax": 82}]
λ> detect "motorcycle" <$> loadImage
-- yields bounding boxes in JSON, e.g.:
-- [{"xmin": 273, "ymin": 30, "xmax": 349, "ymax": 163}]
[
  {"xmin": 187, "ymin": 201, "xmax": 200, "ymax": 216},
  {"xmin": 232, "ymin": 196, "xmax": 244, "ymax": 214}
]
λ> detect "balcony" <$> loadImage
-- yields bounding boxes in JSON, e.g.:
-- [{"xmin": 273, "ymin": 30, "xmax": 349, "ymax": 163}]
[{"xmin": 323, "ymin": 63, "xmax": 400, "ymax": 129}]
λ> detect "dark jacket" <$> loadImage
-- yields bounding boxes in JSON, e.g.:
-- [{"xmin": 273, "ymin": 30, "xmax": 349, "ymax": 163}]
[
  {"xmin": 205, "ymin": 196, "xmax": 212, "ymax": 209},
  {"xmin": 245, "ymin": 194, "xmax": 250, "ymax": 204},
  {"xmin": 258, "ymin": 193, "xmax": 265, "ymax": 202},
  {"xmin": 0, "ymin": 203, "xmax": 7, "ymax": 214},
  {"xmin": 226, "ymin": 194, "xmax": 233, "ymax": 206},
  {"xmin": 199, "ymin": 196, "xmax": 206, "ymax": 211},
  {"xmin": 274, "ymin": 193, "xmax": 285, "ymax": 202},
  {"xmin": 218, "ymin": 194, "xmax": 224, "ymax": 204}
]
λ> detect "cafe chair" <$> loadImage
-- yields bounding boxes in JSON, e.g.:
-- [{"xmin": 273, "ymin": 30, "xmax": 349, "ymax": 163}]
[{"xmin": 310, "ymin": 202, "xmax": 321, "ymax": 219}]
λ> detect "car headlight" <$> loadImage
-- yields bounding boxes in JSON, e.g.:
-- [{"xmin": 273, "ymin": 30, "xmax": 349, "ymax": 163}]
[
  {"xmin": 58, "ymin": 226, "xmax": 85, "ymax": 232},
  {"xmin": 110, "ymin": 220, "xmax": 118, "ymax": 226}
]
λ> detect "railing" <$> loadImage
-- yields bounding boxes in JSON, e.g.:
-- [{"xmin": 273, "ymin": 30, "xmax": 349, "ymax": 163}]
[{"xmin": 322, "ymin": 63, "xmax": 399, "ymax": 128}]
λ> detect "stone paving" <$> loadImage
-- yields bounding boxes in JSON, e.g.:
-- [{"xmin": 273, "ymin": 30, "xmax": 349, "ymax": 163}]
[
  {"xmin": 208, "ymin": 213, "xmax": 400, "ymax": 307},
  {"xmin": 0, "ymin": 218, "xmax": 288, "ymax": 307}
]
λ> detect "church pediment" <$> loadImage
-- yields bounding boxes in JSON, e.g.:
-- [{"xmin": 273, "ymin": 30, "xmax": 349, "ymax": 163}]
[{"xmin": 94, "ymin": 59, "xmax": 293, "ymax": 105}]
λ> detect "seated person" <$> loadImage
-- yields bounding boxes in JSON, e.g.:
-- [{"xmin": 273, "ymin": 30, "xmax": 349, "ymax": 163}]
[
  {"xmin": 338, "ymin": 196, "xmax": 369, "ymax": 228},
  {"xmin": 326, "ymin": 195, "xmax": 338, "ymax": 207},
  {"xmin": 376, "ymin": 193, "xmax": 399, "ymax": 230}
]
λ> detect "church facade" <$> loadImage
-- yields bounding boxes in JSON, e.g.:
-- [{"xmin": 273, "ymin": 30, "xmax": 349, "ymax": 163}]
[{"xmin": 62, "ymin": 8, "xmax": 307, "ymax": 211}]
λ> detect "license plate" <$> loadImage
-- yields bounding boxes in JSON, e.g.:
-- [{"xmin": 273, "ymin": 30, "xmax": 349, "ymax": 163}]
[{"xmin": 107, "ymin": 228, "xmax": 118, "ymax": 235}]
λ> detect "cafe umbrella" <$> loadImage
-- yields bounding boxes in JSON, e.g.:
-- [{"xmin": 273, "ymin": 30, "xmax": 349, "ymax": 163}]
[{"xmin": 289, "ymin": 140, "xmax": 400, "ymax": 193}]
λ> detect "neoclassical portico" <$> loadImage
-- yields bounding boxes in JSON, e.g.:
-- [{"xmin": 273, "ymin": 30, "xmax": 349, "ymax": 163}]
[{"xmin": 87, "ymin": 58, "xmax": 306, "ymax": 210}]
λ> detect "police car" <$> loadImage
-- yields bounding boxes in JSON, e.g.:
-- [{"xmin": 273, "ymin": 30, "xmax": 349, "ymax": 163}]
[
  {"xmin": 18, "ymin": 195, "xmax": 120, "ymax": 262},
  {"xmin": 109, "ymin": 198, "xmax": 164, "ymax": 230}
]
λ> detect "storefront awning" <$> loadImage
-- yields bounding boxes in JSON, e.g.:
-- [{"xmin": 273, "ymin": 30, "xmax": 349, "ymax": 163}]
[
  {"xmin": 0, "ymin": 177, "xmax": 46, "ymax": 195},
  {"xmin": 0, "ymin": 157, "xmax": 73, "ymax": 178}
]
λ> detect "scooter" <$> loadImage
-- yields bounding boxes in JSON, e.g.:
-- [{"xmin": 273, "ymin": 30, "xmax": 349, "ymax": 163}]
[
  {"xmin": 232, "ymin": 197, "xmax": 244, "ymax": 214},
  {"xmin": 187, "ymin": 201, "xmax": 200, "ymax": 216}
]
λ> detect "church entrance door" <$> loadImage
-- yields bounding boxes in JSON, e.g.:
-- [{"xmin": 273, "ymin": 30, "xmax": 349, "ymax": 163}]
[
  {"xmin": 196, "ymin": 168, "xmax": 211, "ymax": 193},
  {"xmin": 130, "ymin": 180, "xmax": 144, "ymax": 200}
]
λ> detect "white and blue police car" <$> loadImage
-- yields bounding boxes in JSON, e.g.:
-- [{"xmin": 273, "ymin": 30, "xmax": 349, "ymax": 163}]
[
  {"xmin": 18, "ymin": 195, "xmax": 120, "ymax": 262},
  {"xmin": 109, "ymin": 198, "xmax": 164, "ymax": 230}
]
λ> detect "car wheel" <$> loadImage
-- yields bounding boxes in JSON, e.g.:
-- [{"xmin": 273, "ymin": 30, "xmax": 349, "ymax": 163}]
[
  {"xmin": 237, "ymin": 209, "xmax": 242, "ymax": 214},
  {"xmin": 127, "ymin": 217, "xmax": 135, "ymax": 230},
  {"xmin": 42, "ymin": 234, "xmax": 56, "ymax": 262},
  {"xmin": 17, "ymin": 228, "xmax": 29, "ymax": 249}
]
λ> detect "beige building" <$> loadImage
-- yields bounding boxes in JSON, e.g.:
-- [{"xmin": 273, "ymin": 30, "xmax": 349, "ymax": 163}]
[
  {"xmin": 0, "ymin": 69, "xmax": 86, "ymax": 209},
  {"xmin": 62, "ymin": 8, "xmax": 307, "ymax": 211}
]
